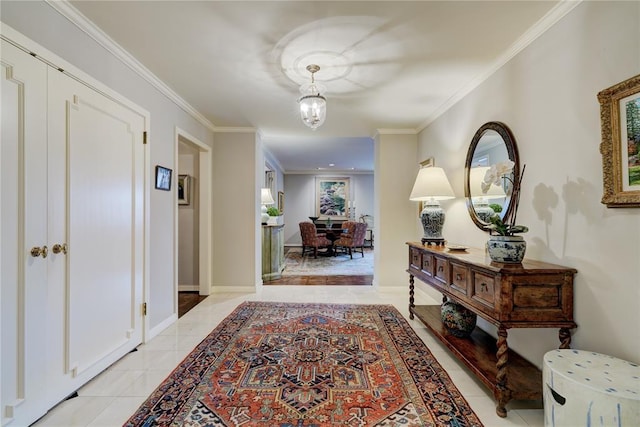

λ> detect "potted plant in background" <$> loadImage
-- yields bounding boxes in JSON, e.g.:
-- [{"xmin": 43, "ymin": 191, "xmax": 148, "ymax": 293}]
[
  {"xmin": 266, "ymin": 207, "xmax": 281, "ymax": 225},
  {"xmin": 482, "ymin": 160, "xmax": 528, "ymax": 263}
]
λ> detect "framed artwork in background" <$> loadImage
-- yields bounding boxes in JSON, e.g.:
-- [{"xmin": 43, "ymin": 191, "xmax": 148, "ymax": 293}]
[
  {"xmin": 155, "ymin": 165, "xmax": 172, "ymax": 191},
  {"xmin": 316, "ymin": 177, "xmax": 349, "ymax": 219}
]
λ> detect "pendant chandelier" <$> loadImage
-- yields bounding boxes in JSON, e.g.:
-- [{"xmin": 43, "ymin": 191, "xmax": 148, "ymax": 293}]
[{"xmin": 298, "ymin": 64, "xmax": 326, "ymax": 130}]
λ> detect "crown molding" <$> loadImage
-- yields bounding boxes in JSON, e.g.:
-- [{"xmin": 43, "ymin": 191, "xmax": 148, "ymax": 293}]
[
  {"xmin": 416, "ymin": 0, "xmax": 583, "ymax": 132},
  {"xmin": 374, "ymin": 128, "xmax": 418, "ymax": 136},
  {"xmin": 45, "ymin": 0, "xmax": 216, "ymax": 132},
  {"xmin": 214, "ymin": 127, "xmax": 257, "ymax": 134}
]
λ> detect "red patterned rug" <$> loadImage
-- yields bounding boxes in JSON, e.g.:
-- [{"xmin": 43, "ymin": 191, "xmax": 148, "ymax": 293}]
[{"xmin": 125, "ymin": 302, "xmax": 483, "ymax": 426}]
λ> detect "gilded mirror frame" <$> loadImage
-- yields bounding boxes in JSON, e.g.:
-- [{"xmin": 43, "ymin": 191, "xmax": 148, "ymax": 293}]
[{"xmin": 464, "ymin": 121, "xmax": 520, "ymax": 230}]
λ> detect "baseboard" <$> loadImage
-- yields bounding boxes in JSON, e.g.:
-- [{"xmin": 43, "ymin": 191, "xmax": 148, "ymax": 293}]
[
  {"xmin": 147, "ymin": 313, "xmax": 178, "ymax": 342},
  {"xmin": 210, "ymin": 286, "xmax": 256, "ymax": 293},
  {"xmin": 179, "ymin": 284, "xmax": 199, "ymax": 292}
]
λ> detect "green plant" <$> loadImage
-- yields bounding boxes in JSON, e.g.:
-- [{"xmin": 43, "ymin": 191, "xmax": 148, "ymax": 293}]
[
  {"xmin": 489, "ymin": 203, "xmax": 502, "ymax": 213},
  {"xmin": 266, "ymin": 207, "xmax": 280, "ymax": 216}
]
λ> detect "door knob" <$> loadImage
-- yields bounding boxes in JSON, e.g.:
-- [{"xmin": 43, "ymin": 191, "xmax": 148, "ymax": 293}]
[
  {"xmin": 52, "ymin": 243, "xmax": 68, "ymax": 255},
  {"xmin": 30, "ymin": 246, "xmax": 48, "ymax": 258}
]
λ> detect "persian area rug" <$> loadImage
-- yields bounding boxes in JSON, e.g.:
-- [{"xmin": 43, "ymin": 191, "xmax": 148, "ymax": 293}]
[
  {"xmin": 126, "ymin": 302, "xmax": 483, "ymax": 427},
  {"xmin": 282, "ymin": 247, "xmax": 374, "ymax": 276}
]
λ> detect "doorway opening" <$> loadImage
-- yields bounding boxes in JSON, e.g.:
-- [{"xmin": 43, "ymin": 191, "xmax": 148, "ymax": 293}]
[{"xmin": 175, "ymin": 128, "xmax": 212, "ymax": 316}]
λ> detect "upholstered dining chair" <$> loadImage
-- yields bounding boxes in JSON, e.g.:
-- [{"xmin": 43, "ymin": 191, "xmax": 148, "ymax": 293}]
[
  {"xmin": 299, "ymin": 222, "xmax": 332, "ymax": 258},
  {"xmin": 334, "ymin": 221, "xmax": 368, "ymax": 259}
]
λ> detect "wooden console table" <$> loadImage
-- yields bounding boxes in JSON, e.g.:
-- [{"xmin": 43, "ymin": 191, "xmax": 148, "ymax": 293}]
[{"xmin": 406, "ymin": 242, "xmax": 577, "ymax": 417}]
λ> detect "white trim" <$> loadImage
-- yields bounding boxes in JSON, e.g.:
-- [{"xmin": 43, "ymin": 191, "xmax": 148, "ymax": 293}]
[
  {"xmin": 148, "ymin": 314, "xmax": 178, "ymax": 341},
  {"xmin": 178, "ymin": 285, "xmax": 199, "ymax": 292},
  {"xmin": 45, "ymin": 0, "xmax": 216, "ymax": 132},
  {"xmin": 215, "ymin": 126, "xmax": 257, "ymax": 134},
  {"xmin": 374, "ymin": 129, "xmax": 418, "ymax": 136},
  {"xmin": 417, "ymin": 0, "xmax": 583, "ymax": 132},
  {"xmin": 211, "ymin": 286, "xmax": 256, "ymax": 294}
]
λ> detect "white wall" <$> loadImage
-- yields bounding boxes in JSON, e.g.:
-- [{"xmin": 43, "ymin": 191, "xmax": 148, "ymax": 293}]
[
  {"xmin": 416, "ymin": 1, "xmax": 640, "ymax": 365},
  {"xmin": 374, "ymin": 133, "xmax": 421, "ymax": 288},
  {"xmin": 212, "ymin": 131, "xmax": 260, "ymax": 290},
  {"xmin": 282, "ymin": 173, "xmax": 374, "ymax": 245},
  {"xmin": 0, "ymin": 1, "xmax": 214, "ymax": 333}
]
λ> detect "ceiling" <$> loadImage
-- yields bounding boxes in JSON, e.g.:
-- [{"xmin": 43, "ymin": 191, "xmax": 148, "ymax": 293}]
[{"xmin": 68, "ymin": 0, "xmax": 563, "ymax": 173}]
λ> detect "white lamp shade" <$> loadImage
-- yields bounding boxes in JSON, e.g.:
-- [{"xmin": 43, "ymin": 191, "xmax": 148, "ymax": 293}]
[
  {"xmin": 261, "ymin": 188, "xmax": 275, "ymax": 205},
  {"xmin": 409, "ymin": 167, "xmax": 455, "ymax": 201}
]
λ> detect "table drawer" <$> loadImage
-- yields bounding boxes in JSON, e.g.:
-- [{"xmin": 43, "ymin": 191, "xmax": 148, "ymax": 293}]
[
  {"xmin": 409, "ymin": 247, "xmax": 422, "ymax": 271},
  {"xmin": 471, "ymin": 271, "xmax": 496, "ymax": 310},
  {"xmin": 434, "ymin": 257, "xmax": 449, "ymax": 287},
  {"xmin": 450, "ymin": 263, "xmax": 469, "ymax": 297},
  {"xmin": 421, "ymin": 253, "xmax": 434, "ymax": 277}
]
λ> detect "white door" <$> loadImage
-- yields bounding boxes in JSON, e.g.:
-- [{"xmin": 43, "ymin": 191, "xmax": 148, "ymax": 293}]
[
  {"xmin": 1, "ymin": 39, "xmax": 147, "ymax": 425},
  {"xmin": 45, "ymin": 69, "xmax": 146, "ymax": 401},
  {"xmin": 1, "ymin": 41, "xmax": 50, "ymax": 426}
]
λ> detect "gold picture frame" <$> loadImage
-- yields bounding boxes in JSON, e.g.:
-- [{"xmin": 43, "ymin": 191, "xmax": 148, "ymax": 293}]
[
  {"xmin": 278, "ymin": 191, "xmax": 285, "ymax": 214},
  {"xmin": 598, "ymin": 73, "xmax": 640, "ymax": 207}
]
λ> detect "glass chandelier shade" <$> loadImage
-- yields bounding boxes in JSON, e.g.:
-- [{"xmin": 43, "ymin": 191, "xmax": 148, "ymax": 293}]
[{"xmin": 298, "ymin": 64, "xmax": 326, "ymax": 130}]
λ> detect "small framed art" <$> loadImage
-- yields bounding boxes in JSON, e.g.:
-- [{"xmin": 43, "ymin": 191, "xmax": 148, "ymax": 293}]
[
  {"xmin": 178, "ymin": 174, "xmax": 191, "ymax": 205},
  {"xmin": 155, "ymin": 165, "xmax": 172, "ymax": 191}
]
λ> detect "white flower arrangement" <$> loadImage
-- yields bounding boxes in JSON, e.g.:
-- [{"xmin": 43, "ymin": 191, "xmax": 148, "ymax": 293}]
[{"xmin": 482, "ymin": 161, "xmax": 528, "ymax": 236}]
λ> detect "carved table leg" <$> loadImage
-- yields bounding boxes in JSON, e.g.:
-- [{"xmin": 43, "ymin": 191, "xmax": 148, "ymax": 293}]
[
  {"xmin": 559, "ymin": 328, "xmax": 572, "ymax": 349},
  {"xmin": 495, "ymin": 326, "xmax": 510, "ymax": 418},
  {"xmin": 409, "ymin": 274, "xmax": 415, "ymax": 319}
]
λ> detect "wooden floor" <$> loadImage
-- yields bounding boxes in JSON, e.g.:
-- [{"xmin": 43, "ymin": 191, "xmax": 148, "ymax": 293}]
[
  {"xmin": 178, "ymin": 292, "xmax": 208, "ymax": 317},
  {"xmin": 264, "ymin": 275, "xmax": 373, "ymax": 286}
]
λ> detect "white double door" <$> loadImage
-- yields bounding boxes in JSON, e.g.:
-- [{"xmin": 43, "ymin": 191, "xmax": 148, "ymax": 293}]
[{"xmin": 1, "ymin": 40, "xmax": 146, "ymax": 426}]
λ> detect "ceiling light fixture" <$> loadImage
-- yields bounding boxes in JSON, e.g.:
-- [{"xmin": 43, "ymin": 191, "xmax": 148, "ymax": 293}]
[{"xmin": 298, "ymin": 64, "xmax": 326, "ymax": 130}]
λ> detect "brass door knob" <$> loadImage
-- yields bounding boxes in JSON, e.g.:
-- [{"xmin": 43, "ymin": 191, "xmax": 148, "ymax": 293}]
[
  {"xmin": 52, "ymin": 243, "xmax": 68, "ymax": 255},
  {"xmin": 30, "ymin": 245, "xmax": 48, "ymax": 258}
]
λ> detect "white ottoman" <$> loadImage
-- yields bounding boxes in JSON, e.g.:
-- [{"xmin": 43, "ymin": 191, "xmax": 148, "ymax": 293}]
[{"xmin": 543, "ymin": 350, "xmax": 640, "ymax": 426}]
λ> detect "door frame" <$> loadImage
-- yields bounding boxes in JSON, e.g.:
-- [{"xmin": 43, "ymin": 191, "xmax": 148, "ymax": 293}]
[{"xmin": 175, "ymin": 127, "xmax": 212, "ymax": 299}]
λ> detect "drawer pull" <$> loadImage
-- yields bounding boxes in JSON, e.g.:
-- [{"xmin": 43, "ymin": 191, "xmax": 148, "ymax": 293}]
[
  {"xmin": 480, "ymin": 283, "xmax": 488, "ymax": 291},
  {"xmin": 438, "ymin": 266, "xmax": 443, "ymax": 272},
  {"xmin": 456, "ymin": 273, "xmax": 463, "ymax": 281}
]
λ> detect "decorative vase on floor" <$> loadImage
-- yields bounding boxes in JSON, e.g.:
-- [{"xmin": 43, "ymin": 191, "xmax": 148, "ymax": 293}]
[
  {"xmin": 486, "ymin": 235, "xmax": 526, "ymax": 263},
  {"xmin": 441, "ymin": 300, "xmax": 477, "ymax": 338}
]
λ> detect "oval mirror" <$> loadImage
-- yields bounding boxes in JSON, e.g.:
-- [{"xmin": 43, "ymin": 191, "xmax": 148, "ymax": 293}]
[{"xmin": 464, "ymin": 122, "xmax": 520, "ymax": 231}]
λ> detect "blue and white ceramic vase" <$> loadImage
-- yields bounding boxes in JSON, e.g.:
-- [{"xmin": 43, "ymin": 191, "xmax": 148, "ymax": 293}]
[
  {"xmin": 486, "ymin": 235, "xmax": 526, "ymax": 263},
  {"xmin": 441, "ymin": 300, "xmax": 477, "ymax": 338}
]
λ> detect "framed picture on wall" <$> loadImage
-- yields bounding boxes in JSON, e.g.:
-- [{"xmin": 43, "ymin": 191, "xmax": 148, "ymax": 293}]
[
  {"xmin": 278, "ymin": 191, "xmax": 285, "ymax": 214},
  {"xmin": 178, "ymin": 174, "xmax": 191, "ymax": 205},
  {"xmin": 155, "ymin": 165, "xmax": 172, "ymax": 191},
  {"xmin": 316, "ymin": 177, "xmax": 349, "ymax": 219},
  {"xmin": 598, "ymin": 73, "xmax": 640, "ymax": 207}
]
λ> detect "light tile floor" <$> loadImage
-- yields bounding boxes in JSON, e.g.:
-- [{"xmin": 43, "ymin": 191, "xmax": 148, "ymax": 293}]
[{"xmin": 33, "ymin": 286, "xmax": 544, "ymax": 427}]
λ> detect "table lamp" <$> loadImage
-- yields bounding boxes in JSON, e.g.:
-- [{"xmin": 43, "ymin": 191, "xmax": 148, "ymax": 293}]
[
  {"xmin": 409, "ymin": 167, "xmax": 455, "ymax": 245},
  {"xmin": 260, "ymin": 188, "xmax": 275, "ymax": 224}
]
